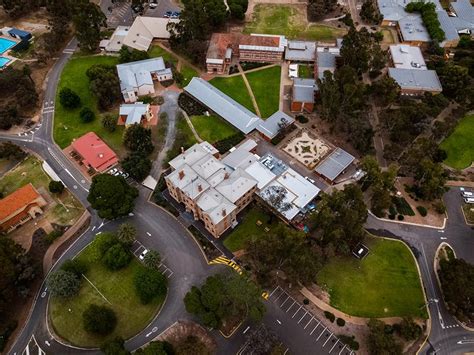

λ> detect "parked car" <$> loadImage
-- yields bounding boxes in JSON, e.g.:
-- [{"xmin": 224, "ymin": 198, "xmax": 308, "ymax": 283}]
[
  {"xmin": 109, "ymin": 168, "xmax": 118, "ymax": 175},
  {"xmin": 304, "ymin": 176, "xmax": 316, "ymax": 184},
  {"xmin": 171, "ymin": 11, "xmax": 181, "ymax": 18},
  {"xmin": 164, "ymin": 11, "xmax": 173, "ymax": 18},
  {"xmin": 464, "ymin": 197, "xmax": 474, "ymax": 204},
  {"xmin": 149, "ymin": 3, "xmax": 157, "ymax": 9},
  {"xmin": 139, "ymin": 249, "xmax": 149, "ymax": 260},
  {"xmin": 461, "ymin": 191, "xmax": 473, "ymax": 198},
  {"xmin": 121, "ymin": 172, "xmax": 130, "ymax": 179}
]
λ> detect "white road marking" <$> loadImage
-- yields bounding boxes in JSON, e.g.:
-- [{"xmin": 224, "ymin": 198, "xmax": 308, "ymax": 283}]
[
  {"xmin": 243, "ymin": 326, "xmax": 250, "ymax": 334},
  {"xmin": 339, "ymin": 345, "xmax": 347, "ymax": 355},
  {"xmin": 146, "ymin": 232, "xmax": 152, "ymax": 236},
  {"xmin": 274, "ymin": 290, "xmax": 286, "ymax": 302},
  {"xmin": 304, "ymin": 317, "xmax": 314, "ymax": 329},
  {"xmin": 269, "ymin": 286, "xmax": 280, "ymax": 297},
  {"xmin": 297, "ymin": 312, "xmax": 308, "ymax": 324},
  {"xmin": 280, "ymin": 295, "xmax": 291, "ymax": 307},
  {"xmin": 310, "ymin": 321, "xmax": 320, "ymax": 335},
  {"xmin": 286, "ymin": 301, "xmax": 296, "ymax": 312},
  {"xmin": 316, "ymin": 327, "xmax": 327, "ymax": 341},
  {"xmin": 277, "ymin": 319, "xmax": 281, "ymax": 325},
  {"xmin": 323, "ymin": 333, "xmax": 333, "ymax": 347},
  {"xmin": 329, "ymin": 339, "xmax": 340, "ymax": 352},
  {"xmin": 292, "ymin": 305, "xmax": 302, "ymax": 317}
]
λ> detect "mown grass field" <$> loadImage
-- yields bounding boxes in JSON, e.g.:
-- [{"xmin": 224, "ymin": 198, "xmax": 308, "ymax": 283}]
[
  {"xmin": 54, "ymin": 55, "xmax": 124, "ymax": 153},
  {"xmin": 49, "ymin": 237, "xmax": 165, "ymax": 347},
  {"xmin": 0, "ymin": 156, "xmax": 84, "ymax": 224},
  {"xmin": 440, "ymin": 115, "xmax": 474, "ymax": 169},
  {"xmin": 148, "ymin": 45, "xmax": 178, "ymax": 64},
  {"xmin": 317, "ymin": 236, "xmax": 427, "ymax": 318},
  {"xmin": 191, "ymin": 115, "xmax": 238, "ymax": 143},
  {"xmin": 246, "ymin": 66, "xmax": 281, "ymax": 118},
  {"xmin": 209, "ymin": 75, "xmax": 256, "ymax": 113},
  {"xmin": 244, "ymin": 4, "xmax": 346, "ymax": 41}
]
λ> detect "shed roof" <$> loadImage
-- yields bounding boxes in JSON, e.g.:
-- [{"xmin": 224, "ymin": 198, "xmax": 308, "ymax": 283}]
[
  {"xmin": 388, "ymin": 68, "xmax": 443, "ymax": 92},
  {"xmin": 119, "ymin": 102, "xmax": 149, "ymax": 125},
  {"xmin": 292, "ymin": 78, "xmax": 318, "ymax": 103},
  {"xmin": 256, "ymin": 111, "xmax": 295, "ymax": 139},
  {"xmin": 315, "ymin": 147, "xmax": 355, "ymax": 181},
  {"xmin": 285, "ymin": 40, "xmax": 316, "ymax": 61},
  {"xmin": 389, "ymin": 44, "xmax": 427, "ymax": 70},
  {"xmin": 122, "ymin": 17, "xmax": 179, "ymax": 51}
]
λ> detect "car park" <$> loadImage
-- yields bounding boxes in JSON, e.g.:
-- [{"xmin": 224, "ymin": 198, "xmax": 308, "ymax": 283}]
[{"xmin": 139, "ymin": 249, "xmax": 149, "ymax": 260}]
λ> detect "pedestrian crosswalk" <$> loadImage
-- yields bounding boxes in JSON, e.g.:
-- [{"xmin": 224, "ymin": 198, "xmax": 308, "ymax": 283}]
[{"xmin": 209, "ymin": 256, "xmax": 243, "ymax": 275}]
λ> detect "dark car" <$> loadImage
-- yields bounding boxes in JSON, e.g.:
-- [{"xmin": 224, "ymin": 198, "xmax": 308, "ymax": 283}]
[{"xmin": 164, "ymin": 11, "xmax": 173, "ymax": 18}]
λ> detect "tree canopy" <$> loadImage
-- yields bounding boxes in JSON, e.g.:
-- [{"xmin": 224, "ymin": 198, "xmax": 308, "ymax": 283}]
[
  {"xmin": 86, "ymin": 64, "xmax": 121, "ymax": 111},
  {"xmin": 47, "ymin": 270, "xmax": 81, "ymax": 298},
  {"xmin": 133, "ymin": 267, "xmax": 167, "ymax": 304},
  {"xmin": 73, "ymin": 1, "xmax": 106, "ymax": 52},
  {"xmin": 87, "ymin": 174, "xmax": 138, "ymax": 220},
  {"xmin": 82, "ymin": 304, "xmax": 117, "ymax": 335},
  {"xmin": 367, "ymin": 319, "xmax": 402, "ymax": 355},
  {"xmin": 123, "ymin": 124, "xmax": 155, "ymax": 155},
  {"xmin": 121, "ymin": 152, "xmax": 152, "ymax": 182}
]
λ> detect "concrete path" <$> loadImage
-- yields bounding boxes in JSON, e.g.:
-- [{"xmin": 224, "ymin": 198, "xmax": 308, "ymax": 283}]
[
  {"xmin": 150, "ymin": 90, "xmax": 180, "ymax": 179},
  {"xmin": 237, "ymin": 63, "xmax": 262, "ymax": 116},
  {"xmin": 182, "ymin": 110, "xmax": 203, "ymax": 143}
]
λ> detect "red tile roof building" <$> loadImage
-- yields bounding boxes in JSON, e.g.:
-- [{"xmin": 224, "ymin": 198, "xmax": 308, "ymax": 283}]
[
  {"xmin": 0, "ymin": 183, "xmax": 47, "ymax": 234},
  {"xmin": 206, "ymin": 33, "xmax": 286, "ymax": 74},
  {"xmin": 71, "ymin": 132, "xmax": 118, "ymax": 173}
]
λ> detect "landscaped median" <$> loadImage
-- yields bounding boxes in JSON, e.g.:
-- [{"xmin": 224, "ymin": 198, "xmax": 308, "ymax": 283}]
[{"xmin": 48, "ymin": 231, "xmax": 166, "ymax": 347}]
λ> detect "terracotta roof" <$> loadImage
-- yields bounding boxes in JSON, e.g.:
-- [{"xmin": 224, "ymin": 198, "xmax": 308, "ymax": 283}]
[
  {"xmin": 239, "ymin": 34, "xmax": 281, "ymax": 47},
  {"xmin": 71, "ymin": 132, "xmax": 118, "ymax": 172},
  {"xmin": 0, "ymin": 183, "xmax": 41, "ymax": 221}
]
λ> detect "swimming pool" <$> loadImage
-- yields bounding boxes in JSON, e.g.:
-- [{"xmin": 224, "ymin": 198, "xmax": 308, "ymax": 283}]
[
  {"xmin": 0, "ymin": 57, "xmax": 10, "ymax": 68},
  {"xmin": 0, "ymin": 37, "xmax": 17, "ymax": 55}
]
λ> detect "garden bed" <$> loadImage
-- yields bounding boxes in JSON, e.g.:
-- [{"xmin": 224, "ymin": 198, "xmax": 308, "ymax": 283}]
[{"xmin": 188, "ymin": 225, "xmax": 221, "ymax": 261}]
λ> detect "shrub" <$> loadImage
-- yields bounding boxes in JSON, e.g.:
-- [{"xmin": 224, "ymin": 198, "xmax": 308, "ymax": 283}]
[
  {"xmin": 143, "ymin": 250, "xmax": 161, "ymax": 270},
  {"xmin": 45, "ymin": 229, "xmax": 64, "ymax": 244},
  {"xmin": 83, "ymin": 304, "xmax": 117, "ymax": 335},
  {"xmin": 324, "ymin": 311, "xmax": 335, "ymax": 323},
  {"xmin": 133, "ymin": 267, "xmax": 167, "ymax": 304},
  {"xmin": 48, "ymin": 180, "xmax": 64, "ymax": 194},
  {"xmin": 303, "ymin": 298, "xmax": 309, "ymax": 305},
  {"xmin": 178, "ymin": 93, "xmax": 207, "ymax": 116},
  {"xmin": 394, "ymin": 317, "xmax": 422, "ymax": 341},
  {"xmin": 336, "ymin": 318, "xmax": 346, "ymax": 326},
  {"xmin": 123, "ymin": 124, "xmax": 154, "ymax": 155},
  {"xmin": 59, "ymin": 88, "xmax": 81, "ymax": 109},
  {"xmin": 416, "ymin": 206, "xmax": 428, "ymax": 217},
  {"xmin": 103, "ymin": 243, "xmax": 132, "ymax": 270},
  {"xmin": 102, "ymin": 114, "xmax": 117, "ymax": 132},
  {"xmin": 388, "ymin": 214, "xmax": 395, "ymax": 220},
  {"xmin": 296, "ymin": 115, "xmax": 309, "ymax": 123},
  {"xmin": 397, "ymin": 214, "xmax": 404, "ymax": 220},
  {"xmin": 61, "ymin": 259, "xmax": 88, "ymax": 278},
  {"xmin": 79, "ymin": 107, "xmax": 95, "ymax": 123},
  {"xmin": 95, "ymin": 233, "xmax": 120, "ymax": 257},
  {"xmin": 392, "ymin": 196, "xmax": 415, "ymax": 216},
  {"xmin": 214, "ymin": 132, "xmax": 245, "ymax": 154},
  {"xmin": 338, "ymin": 334, "xmax": 359, "ymax": 351},
  {"xmin": 0, "ymin": 321, "xmax": 18, "ymax": 352},
  {"xmin": 47, "ymin": 270, "xmax": 81, "ymax": 298},
  {"xmin": 433, "ymin": 200, "xmax": 446, "ymax": 214}
]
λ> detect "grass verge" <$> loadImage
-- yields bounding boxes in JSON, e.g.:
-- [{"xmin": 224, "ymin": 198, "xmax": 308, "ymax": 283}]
[
  {"xmin": 148, "ymin": 45, "xmax": 178, "ymax": 64},
  {"xmin": 244, "ymin": 4, "xmax": 346, "ymax": 40},
  {"xmin": 440, "ymin": 114, "xmax": 474, "ymax": 169},
  {"xmin": 49, "ymin": 238, "xmax": 165, "ymax": 347},
  {"xmin": 191, "ymin": 115, "xmax": 238, "ymax": 143},
  {"xmin": 317, "ymin": 236, "xmax": 427, "ymax": 318},
  {"xmin": 54, "ymin": 55, "xmax": 125, "ymax": 153},
  {"xmin": 246, "ymin": 66, "xmax": 281, "ymax": 118},
  {"xmin": 209, "ymin": 75, "xmax": 256, "ymax": 113}
]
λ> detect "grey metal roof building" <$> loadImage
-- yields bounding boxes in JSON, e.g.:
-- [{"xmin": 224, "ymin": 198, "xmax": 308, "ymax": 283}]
[
  {"xmin": 317, "ymin": 51, "xmax": 338, "ymax": 78},
  {"xmin": 315, "ymin": 147, "xmax": 355, "ymax": 182},
  {"xmin": 256, "ymin": 111, "xmax": 295, "ymax": 139},
  {"xmin": 450, "ymin": 0, "xmax": 474, "ymax": 33},
  {"xmin": 184, "ymin": 78, "xmax": 262, "ymax": 134},
  {"xmin": 292, "ymin": 78, "xmax": 318, "ymax": 103},
  {"xmin": 117, "ymin": 57, "xmax": 172, "ymax": 93},
  {"xmin": 285, "ymin": 40, "xmax": 316, "ymax": 62},
  {"xmin": 388, "ymin": 68, "xmax": 442, "ymax": 93}
]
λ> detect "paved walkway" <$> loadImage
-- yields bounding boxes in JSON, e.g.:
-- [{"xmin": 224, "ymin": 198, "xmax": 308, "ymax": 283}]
[
  {"xmin": 237, "ymin": 63, "xmax": 262, "ymax": 116},
  {"xmin": 182, "ymin": 110, "xmax": 203, "ymax": 143}
]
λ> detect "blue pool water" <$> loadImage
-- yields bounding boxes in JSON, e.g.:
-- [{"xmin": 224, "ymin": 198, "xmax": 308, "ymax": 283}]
[
  {"xmin": 0, "ymin": 57, "xmax": 10, "ymax": 68},
  {"xmin": 0, "ymin": 37, "xmax": 16, "ymax": 54}
]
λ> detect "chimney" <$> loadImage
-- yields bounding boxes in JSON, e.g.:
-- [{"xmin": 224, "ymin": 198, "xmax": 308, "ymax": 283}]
[
  {"xmin": 224, "ymin": 172, "xmax": 229, "ymax": 180},
  {"xmin": 181, "ymin": 147, "xmax": 185, "ymax": 154},
  {"xmin": 222, "ymin": 209, "xmax": 227, "ymax": 217},
  {"xmin": 198, "ymin": 184, "xmax": 203, "ymax": 192},
  {"xmin": 178, "ymin": 170, "xmax": 185, "ymax": 180}
]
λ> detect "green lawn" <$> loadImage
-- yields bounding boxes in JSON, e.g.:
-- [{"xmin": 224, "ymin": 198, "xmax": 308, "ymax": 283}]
[
  {"xmin": 49, "ymin": 237, "xmax": 165, "ymax": 347},
  {"xmin": 0, "ymin": 156, "xmax": 84, "ymax": 225},
  {"xmin": 191, "ymin": 115, "xmax": 238, "ymax": 143},
  {"xmin": 246, "ymin": 66, "xmax": 281, "ymax": 118},
  {"xmin": 440, "ymin": 115, "xmax": 474, "ymax": 169},
  {"xmin": 298, "ymin": 64, "xmax": 314, "ymax": 79},
  {"xmin": 54, "ymin": 55, "xmax": 125, "ymax": 153},
  {"xmin": 180, "ymin": 64, "xmax": 198, "ymax": 87},
  {"xmin": 148, "ymin": 45, "xmax": 178, "ymax": 65},
  {"xmin": 244, "ymin": 4, "xmax": 346, "ymax": 41},
  {"xmin": 209, "ymin": 75, "xmax": 256, "ymax": 113},
  {"xmin": 317, "ymin": 237, "xmax": 427, "ymax": 318},
  {"xmin": 223, "ymin": 207, "xmax": 274, "ymax": 252}
]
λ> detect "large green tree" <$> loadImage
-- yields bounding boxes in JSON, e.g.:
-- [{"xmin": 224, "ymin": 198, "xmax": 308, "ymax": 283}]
[
  {"xmin": 414, "ymin": 159, "xmax": 447, "ymax": 201},
  {"xmin": 47, "ymin": 270, "xmax": 81, "ymax": 298},
  {"xmin": 133, "ymin": 267, "xmax": 167, "ymax": 304},
  {"xmin": 73, "ymin": 0, "xmax": 106, "ymax": 52},
  {"xmin": 367, "ymin": 319, "xmax": 402, "ymax": 355},
  {"xmin": 87, "ymin": 174, "xmax": 138, "ymax": 219},
  {"xmin": 123, "ymin": 124, "xmax": 155, "ymax": 155},
  {"xmin": 86, "ymin": 64, "xmax": 121, "ymax": 110},
  {"xmin": 311, "ymin": 184, "xmax": 367, "ymax": 255},
  {"xmin": 184, "ymin": 273, "xmax": 265, "ymax": 329},
  {"xmin": 82, "ymin": 304, "xmax": 117, "ymax": 335},
  {"xmin": 121, "ymin": 152, "xmax": 152, "ymax": 182},
  {"xmin": 117, "ymin": 223, "xmax": 137, "ymax": 247}
]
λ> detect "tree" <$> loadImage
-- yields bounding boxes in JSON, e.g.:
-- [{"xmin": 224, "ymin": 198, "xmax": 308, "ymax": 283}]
[
  {"xmin": 117, "ymin": 223, "xmax": 137, "ymax": 247},
  {"xmin": 118, "ymin": 46, "xmax": 149, "ymax": 63},
  {"xmin": 394, "ymin": 317, "xmax": 422, "ymax": 341},
  {"xmin": 135, "ymin": 341, "xmax": 172, "ymax": 355},
  {"xmin": 367, "ymin": 319, "xmax": 402, "ymax": 355},
  {"xmin": 0, "ymin": 142, "xmax": 26, "ymax": 160},
  {"xmin": 175, "ymin": 336, "xmax": 209, "ymax": 355},
  {"xmin": 258, "ymin": 185, "xmax": 292, "ymax": 216},
  {"xmin": 59, "ymin": 88, "xmax": 81, "ymax": 109},
  {"xmin": 121, "ymin": 152, "xmax": 152, "ymax": 181},
  {"xmin": 370, "ymin": 76, "xmax": 400, "ymax": 105},
  {"xmin": 228, "ymin": 0, "xmax": 248, "ymax": 20},
  {"xmin": 360, "ymin": 0, "xmax": 382, "ymax": 23},
  {"xmin": 123, "ymin": 124, "xmax": 155, "ymax": 155},
  {"xmin": 48, "ymin": 180, "xmax": 65, "ymax": 194},
  {"xmin": 246, "ymin": 224, "xmax": 323, "ymax": 285},
  {"xmin": 307, "ymin": 0, "xmax": 337, "ymax": 21},
  {"xmin": 80, "ymin": 107, "xmax": 95, "ymax": 123},
  {"xmin": 245, "ymin": 325, "xmax": 281, "ymax": 355},
  {"xmin": 73, "ymin": 1, "xmax": 106, "ymax": 52},
  {"xmin": 61, "ymin": 259, "xmax": 88, "ymax": 278},
  {"xmin": 133, "ymin": 267, "xmax": 167, "ymax": 304},
  {"xmin": 101, "ymin": 337, "xmax": 130, "ymax": 355},
  {"xmin": 87, "ymin": 174, "xmax": 138, "ymax": 219},
  {"xmin": 82, "ymin": 304, "xmax": 117, "ymax": 335},
  {"xmin": 86, "ymin": 64, "xmax": 121, "ymax": 110},
  {"xmin": 439, "ymin": 258, "xmax": 474, "ymax": 323},
  {"xmin": 47, "ymin": 270, "xmax": 81, "ymax": 298},
  {"xmin": 184, "ymin": 273, "xmax": 265, "ymax": 329},
  {"xmin": 143, "ymin": 250, "xmax": 161, "ymax": 270},
  {"xmin": 437, "ymin": 64, "xmax": 470, "ymax": 101},
  {"xmin": 311, "ymin": 185, "xmax": 367, "ymax": 255},
  {"xmin": 102, "ymin": 114, "xmax": 117, "ymax": 132},
  {"xmin": 414, "ymin": 159, "xmax": 447, "ymax": 201},
  {"xmin": 371, "ymin": 185, "xmax": 392, "ymax": 217},
  {"xmin": 103, "ymin": 243, "xmax": 132, "ymax": 270}
]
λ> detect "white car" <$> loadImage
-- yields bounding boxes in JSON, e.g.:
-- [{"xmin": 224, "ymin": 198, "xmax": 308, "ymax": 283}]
[
  {"xmin": 109, "ymin": 168, "xmax": 118, "ymax": 175},
  {"xmin": 304, "ymin": 176, "xmax": 316, "ymax": 184},
  {"xmin": 461, "ymin": 191, "xmax": 473, "ymax": 198},
  {"xmin": 149, "ymin": 3, "xmax": 157, "ymax": 9},
  {"xmin": 139, "ymin": 249, "xmax": 149, "ymax": 260},
  {"xmin": 464, "ymin": 197, "xmax": 474, "ymax": 204}
]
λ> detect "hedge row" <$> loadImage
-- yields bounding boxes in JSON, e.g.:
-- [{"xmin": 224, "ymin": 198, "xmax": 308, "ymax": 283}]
[{"xmin": 406, "ymin": 2, "xmax": 445, "ymax": 42}]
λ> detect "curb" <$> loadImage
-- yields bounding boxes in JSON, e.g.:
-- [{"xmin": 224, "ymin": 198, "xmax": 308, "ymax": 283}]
[{"xmin": 368, "ymin": 210, "xmax": 447, "ymax": 230}]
